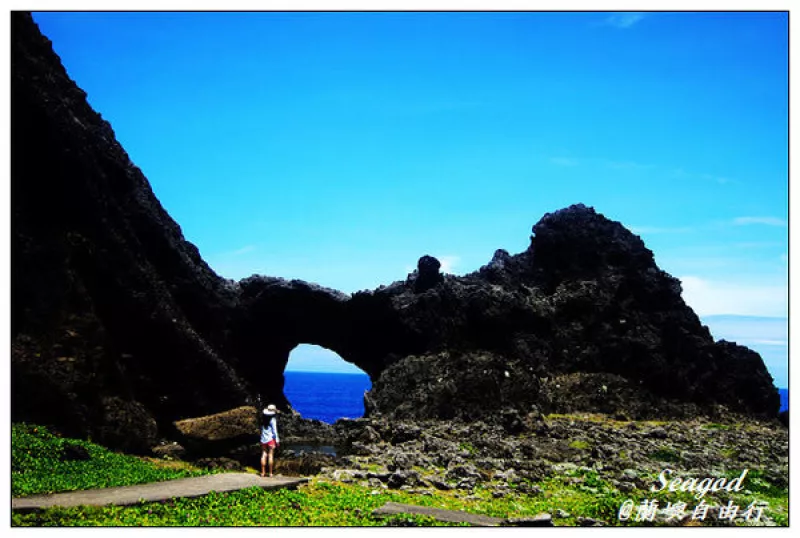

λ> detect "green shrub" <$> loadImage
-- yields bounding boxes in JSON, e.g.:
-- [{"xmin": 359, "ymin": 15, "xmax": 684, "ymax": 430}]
[
  {"xmin": 12, "ymin": 423, "xmax": 211, "ymax": 497},
  {"xmin": 648, "ymin": 448, "xmax": 680, "ymax": 464}
]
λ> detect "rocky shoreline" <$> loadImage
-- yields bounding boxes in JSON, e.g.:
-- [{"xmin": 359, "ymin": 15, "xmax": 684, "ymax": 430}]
[
  {"xmin": 164, "ymin": 405, "xmax": 788, "ymax": 526},
  {"xmin": 13, "ymin": 11, "xmax": 782, "ymax": 459},
  {"xmin": 328, "ymin": 413, "xmax": 787, "ymax": 489}
]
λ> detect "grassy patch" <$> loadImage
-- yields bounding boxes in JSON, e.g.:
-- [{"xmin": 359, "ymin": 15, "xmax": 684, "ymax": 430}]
[
  {"xmin": 12, "ymin": 480, "xmax": 473, "ymax": 526},
  {"xmin": 569, "ymin": 440, "xmax": 590, "ymax": 450},
  {"xmin": 11, "ymin": 423, "xmax": 213, "ymax": 497},
  {"xmin": 12, "ymin": 422, "xmax": 787, "ymax": 527},
  {"xmin": 648, "ymin": 448, "xmax": 681, "ymax": 464},
  {"xmin": 458, "ymin": 442, "xmax": 477, "ymax": 455},
  {"xmin": 702, "ymin": 423, "xmax": 732, "ymax": 431}
]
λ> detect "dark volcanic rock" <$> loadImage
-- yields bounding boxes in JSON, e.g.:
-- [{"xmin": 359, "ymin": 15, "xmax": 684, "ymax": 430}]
[
  {"xmin": 368, "ymin": 351, "xmax": 542, "ymax": 421},
  {"xmin": 11, "ymin": 12, "xmax": 780, "ymax": 452},
  {"xmin": 171, "ymin": 405, "xmax": 335, "ymax": 459},
  {"xmin": 778, "ymin": 410, "xmax": 789, "ymax": 428},
  {"xmin": 11, "ymin": 12, "xmax": 250, "ymax": 452},
  {"xmin": 412, "ymin": 255, "xmax": 444, "ymax": 293},
  {"xmin": 360, "ymin": 205, "xmax": 779, "ymax": 420}
]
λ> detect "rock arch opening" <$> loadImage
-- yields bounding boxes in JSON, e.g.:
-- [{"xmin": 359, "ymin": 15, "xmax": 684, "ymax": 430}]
[{"xmin": 283, "ymin": 344, "xmax": 372, "ymax": 424}]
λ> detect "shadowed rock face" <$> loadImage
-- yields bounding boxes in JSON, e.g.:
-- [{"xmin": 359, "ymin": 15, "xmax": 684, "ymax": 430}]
[
  {"xmin": 11, "ymin": 13, "xmax": 780, "ymax": 451},
  {"xmin": 11, "ymin": 12, "xmax": 250, "ymax": 452},
  {"xmin": 355, "ymin": 204, "xmax": 779, "ymax": 421}
]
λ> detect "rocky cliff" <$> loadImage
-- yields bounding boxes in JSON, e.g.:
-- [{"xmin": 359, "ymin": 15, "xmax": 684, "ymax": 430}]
[
  {"xmin": 11, "ymin": 12, "xmax": 251, "ymax": 452},
  {"xmin": 11, "ymin": 12, "xmax": 780, "ymax": 453}
]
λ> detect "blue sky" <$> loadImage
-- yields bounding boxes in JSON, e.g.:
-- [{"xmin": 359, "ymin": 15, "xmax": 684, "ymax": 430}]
[{"xmin": 30, "ymin": 12, "xmax": 788, "ymax": 384}]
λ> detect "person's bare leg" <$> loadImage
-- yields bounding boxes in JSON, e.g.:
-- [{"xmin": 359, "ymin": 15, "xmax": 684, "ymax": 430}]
[
  {"xmin": 268, "ymin": 446, "xmax": 275, "ymax": 477},
  {"xmin": 261, "ymin": 449, "xmax": 267, "ymax": 477}
]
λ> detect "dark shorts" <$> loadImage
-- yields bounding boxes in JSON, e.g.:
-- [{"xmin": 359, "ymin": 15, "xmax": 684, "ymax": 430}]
[{"xmin": 261, "ymin": 440, "xmax": 277, "ymax": 449}]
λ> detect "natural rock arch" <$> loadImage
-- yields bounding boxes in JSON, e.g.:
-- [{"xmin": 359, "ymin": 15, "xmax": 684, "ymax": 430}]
[
  {"xmin": 10, "ymin": 12, "xmax": 780, "ymax": 453},
  {"xmin": 229, "ymin": 276, "xmax": 426, "ymax": 408}
]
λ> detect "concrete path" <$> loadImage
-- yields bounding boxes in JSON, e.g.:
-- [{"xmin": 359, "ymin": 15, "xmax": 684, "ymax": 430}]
[
  {"xmin": 373, "ymin": 501, "xmax": 505, "ymax": 526},
  {"xmin": 12, "ymin": 473, "xmax": 308, "ymax": 511},
  {"xmin": 372, "ymin": 502, "xmax": 554, "ymax": 527}
]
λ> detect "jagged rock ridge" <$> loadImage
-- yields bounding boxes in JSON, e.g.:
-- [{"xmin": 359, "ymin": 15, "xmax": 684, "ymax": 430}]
[
  {"xmin": 11, "ymin": 12, "xmax": 250, "ymax": 452},
  {"xmin": 11, "ymin": 12, "xmax": 780, "ymax": 453}
]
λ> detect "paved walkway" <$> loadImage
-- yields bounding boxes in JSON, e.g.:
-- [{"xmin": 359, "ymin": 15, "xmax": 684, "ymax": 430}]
[
  {"xmin": 373, "ymin": 501, "xmax": 505, "ymax": 526},
  {"xmin": 372, "ymin": 502, "xmax": 554, "ymax": 527},
  {"xmin": 12, "ymin": 473, "xmax": 308, "ymax": 511}
]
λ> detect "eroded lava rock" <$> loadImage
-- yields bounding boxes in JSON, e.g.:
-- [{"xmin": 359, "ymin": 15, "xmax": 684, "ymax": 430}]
[
  {"xmin": 11, "ymin": 12, "xmax": 780, "ymax": 453},
  {"xmin": 11, "ymin": 12, "xmax": 250, "ymax": 452}
]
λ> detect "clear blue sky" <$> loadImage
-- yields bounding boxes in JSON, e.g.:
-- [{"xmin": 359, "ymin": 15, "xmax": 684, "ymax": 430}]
[{"xmin": 30, "ymin": 12, "xmax": 788, "ymax": 384}]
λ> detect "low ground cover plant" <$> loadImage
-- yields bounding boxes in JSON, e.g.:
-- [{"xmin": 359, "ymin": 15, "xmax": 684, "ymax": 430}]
[
  {"xmin": 12, "ymin": 423, "xmax": 213, "ymax": 497},
  {"xmin": 11, "ymin": 422, "xmax": 788, "ymax": 527}
]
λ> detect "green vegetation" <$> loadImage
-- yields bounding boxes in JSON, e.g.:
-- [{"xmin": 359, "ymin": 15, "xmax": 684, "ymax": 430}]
[
  {"xmin": 569, "ymin": 440, "xmax": 590, "ymax": 450},
  {"xmin": 648, "ymin": 447, "xmax": 681, "ymax": 464},
  {"xmin": 12, "ymin": 423, "xmax": 213, "ymax": 497},
  {"xmin": 12, "ymin": 482, "xmax": 466, "ymax": 526},
  {"xmin": 458, "ymin": 441, "xmax": 477, "ymax": 455},
  {"xmin": 730, "ymin": 470, "xmax": 789, "ymax": 526},
  {"xmin": 720, "ymin": 447, "xmax": 739, "ymax": 459},
  {"xmin": 702, "ymin": 423, "xmax": 732, "ymax": 431},
  {"xmin": 11, "ymin": 423, "xmax": 788, "ymax": 527},
  {"xmin": 12, "ymin": 471, "xmax": 627, "ymax": 527}
]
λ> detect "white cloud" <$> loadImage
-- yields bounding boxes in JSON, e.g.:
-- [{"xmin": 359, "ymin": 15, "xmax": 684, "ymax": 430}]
[
  {"xmin": 405, "ymin": 255, "xmax": 460, "ymax": 275},
  {"xmin": 732, "ymin": 241, "xmax": 785, "ymax": 249},
  {"xmin": 749, "ymin": 339, "xmax": 789, "ymax": 346},
  {"xmin": 630, "ymin": 226, "xmax": 693, "ymax": 235},
  {"xmin": 700, "ymin": 315, "xmax": 788, "ymax": 387},
  {"xmin": 670, "ymin": 168, "xmax": 735, "ymax": 185},
  {"xmin": 285, "ymin": 344, "xmax": 364, "ymax": 374},
  {"xmin": 603, "ymin": 12, "xmax": 647, "ymax": 29},
  {"xmin": 679, "ymin": 275, "xmax": 788, "ymax": 317},
  {"xmin": 549, "ymin": 157, "xmax": 579, "ymax": 167},
  {"xmin": 701, "ymin": 315, "xmax": 787, "ymax": 344},
  {"xmin": 605, "ymin": 160, "xmax": 654, "ymax": 171},
  {"xmin": 438, "ymin": 255, "xmax": 460, "ymax": 274},
  {"xmin": 733, "ymin": 216, "xmax": 788, "ymax": 227},
  {"xmin": 230, "ymin": 245, "xmax": 257, "ymax": 255},
  {"xmin": 699, "ymin": 173, "xmax": 732, "ymax": 185}
]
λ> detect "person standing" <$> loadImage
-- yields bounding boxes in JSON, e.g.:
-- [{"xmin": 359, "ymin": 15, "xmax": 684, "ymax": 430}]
[{"xmin": 260, "ymin": 404, "xmax": 280, "ymax": 477}]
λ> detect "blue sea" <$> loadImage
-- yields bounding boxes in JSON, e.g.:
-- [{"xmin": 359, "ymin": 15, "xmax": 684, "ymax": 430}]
[
  {"xmin": 285, "ymin": 372, "xmax": 789, "ymax": 424},
  {"xmin": 284, "ymin": 371, "xmax": 372, "ymax": 424}
]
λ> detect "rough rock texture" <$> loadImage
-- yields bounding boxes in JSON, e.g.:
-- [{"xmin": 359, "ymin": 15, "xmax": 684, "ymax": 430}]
[
  {"xmin": 11, "ymin": 12, "xmax": 780, "ymax": 453},
  {"xmin": 170, "ymin": 405, "xmax": 335, "ymax": 461},
  {"xmin": 358, "ymin": 205, "xmax": 780, "ymax": 419},
  {"xmin": 11, "ymin": 12, "xmax": 250, "ymax": 452},
  {"xmin": 173, "ymin": 406, "xmax": 259, "ymax": 457},
  {"xmin": 321, "ymin": 414, "xmax": 788, "ymax": 526}
]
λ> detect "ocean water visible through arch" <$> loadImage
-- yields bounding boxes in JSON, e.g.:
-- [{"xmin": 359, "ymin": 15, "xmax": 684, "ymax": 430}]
[{"xmin": 284, "ymin": 344, "xmax": 372, "ymax": 424}]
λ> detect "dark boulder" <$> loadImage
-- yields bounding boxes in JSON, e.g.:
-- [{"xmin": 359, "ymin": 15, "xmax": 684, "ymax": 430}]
[
  {"xmin": 172, "ymin": 406, "xmax": 259, "ymax": 459},
  {"xmin": 59, "ymin": 443, "xmax": 91, "ymax": 462},
  {"xmin": 778, "ymin": 410, "xmax": 789, "ymax": 429},
  {"xmin": 412, "ymin": 255, "xmax": 444, "ymax": 293}
]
